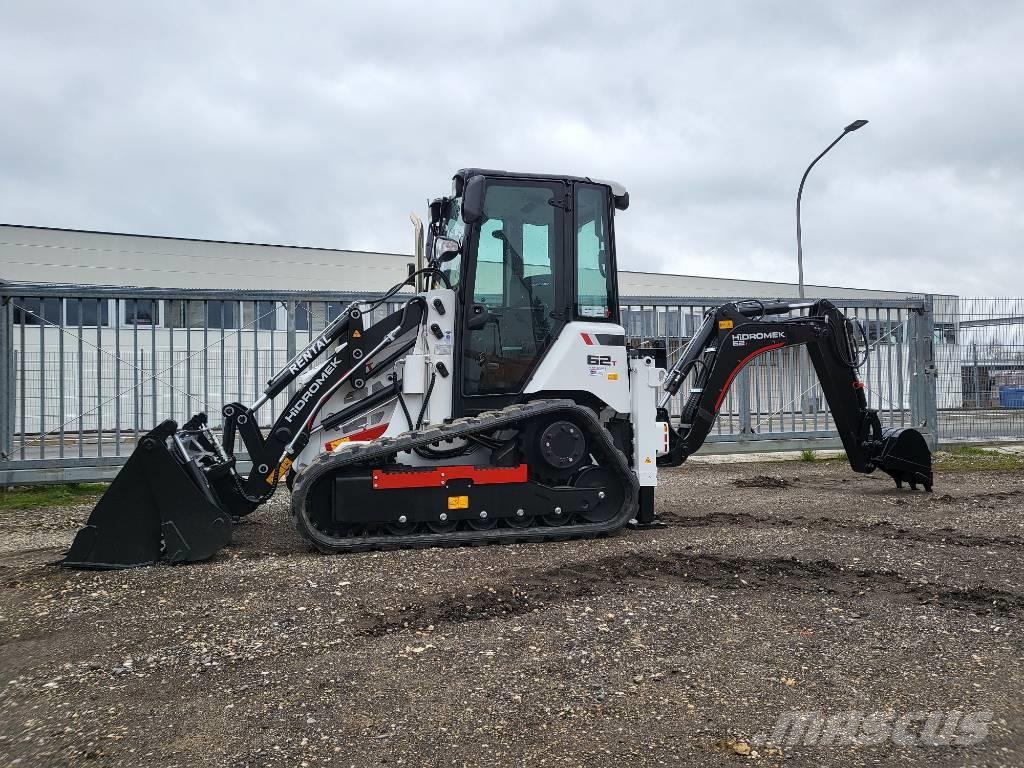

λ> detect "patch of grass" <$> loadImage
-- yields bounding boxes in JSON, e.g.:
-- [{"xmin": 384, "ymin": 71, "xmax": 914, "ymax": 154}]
[
  {"xmin": 0, "ymin": 483, "xmax": 107, "ymax": 511},
  {"xmin": 799, "ymin": 449, "xmax": 818, "ymax": 462},
  {"xmin": 945, "ymin": 445, "xmax": 995, "ymax": 457},
  {"xmin": 934, "ymin": 445, "xmax": 1024, "ymax": 472}
]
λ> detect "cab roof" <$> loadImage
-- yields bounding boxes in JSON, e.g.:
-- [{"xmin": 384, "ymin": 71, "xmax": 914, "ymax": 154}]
[{"xmin": 454, "ymin": 168, "xmax": 629, "ymax": 210}]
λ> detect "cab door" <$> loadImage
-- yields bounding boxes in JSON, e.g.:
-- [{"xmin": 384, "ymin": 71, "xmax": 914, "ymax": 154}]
[{"xmin": 457, "ymin": 178, "xmax": 569, "ymax": 413}]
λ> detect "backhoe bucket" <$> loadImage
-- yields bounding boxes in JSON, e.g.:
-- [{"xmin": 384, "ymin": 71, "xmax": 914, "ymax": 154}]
[
  {"xmin": 61, "ymin": 420, "xmax": 233, "ymax": 569},
  {"xmin": 873, "ymin": 427, "xmax": 934, "ymax": 491}
]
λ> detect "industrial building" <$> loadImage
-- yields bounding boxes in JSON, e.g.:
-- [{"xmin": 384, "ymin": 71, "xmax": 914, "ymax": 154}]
[{"xmin": 1, "ymin": 223, "xmax": 921, "ymax": 299}]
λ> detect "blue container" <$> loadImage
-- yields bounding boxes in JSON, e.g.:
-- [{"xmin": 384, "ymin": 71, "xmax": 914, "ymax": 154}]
[{"xmin": 999, "ymin": 385, "xmax": 1024, "ymax": 409}]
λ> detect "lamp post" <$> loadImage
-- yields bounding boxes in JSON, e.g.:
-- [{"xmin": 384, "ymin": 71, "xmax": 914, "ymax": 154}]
[{"xmin": 796, "ymin": 119, "xmax": 868, "ymax": 298}]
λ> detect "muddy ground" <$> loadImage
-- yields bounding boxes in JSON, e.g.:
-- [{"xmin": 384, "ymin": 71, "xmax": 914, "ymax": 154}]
[{"xmin": 1, "ymin": 459, "xmax": 1022, "ymax": 767}]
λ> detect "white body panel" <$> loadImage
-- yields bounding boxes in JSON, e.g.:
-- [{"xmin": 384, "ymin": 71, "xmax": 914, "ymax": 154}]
[
  {"xmin": 291, "ymin": 289, "xmax": 456, "ymax": 473},
  {"xmin": 524, "ymin": 321, "xmax": 631, "ymax": 414}
]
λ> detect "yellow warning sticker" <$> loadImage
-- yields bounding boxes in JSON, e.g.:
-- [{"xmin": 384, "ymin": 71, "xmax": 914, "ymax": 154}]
[
  {"xmin": 719, "ymin": 319, "xmax": 734, "ymax": 330},
  {"xmin": 607, "ymin": 373, "xmax": 619, "ymax": 381},
  {"xmin": 267, "ymin": 456, "xmax": 293, "ymax": 484},
  {"xmin": 447, "ymin": 495, "xmax": 469, "ymax": 510},
  {"xmin": 644, "ymin": 456, "xmax": 653, "ymax": 464},
  {"xmin": 352, "ymin": 330, "xmax": 362, "ymax": 338}
]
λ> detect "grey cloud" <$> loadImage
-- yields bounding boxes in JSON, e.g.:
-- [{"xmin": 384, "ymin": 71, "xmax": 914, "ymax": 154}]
[{"xmin": 1, "ymin": 1, "xmax": 1021, "ymax": 294}]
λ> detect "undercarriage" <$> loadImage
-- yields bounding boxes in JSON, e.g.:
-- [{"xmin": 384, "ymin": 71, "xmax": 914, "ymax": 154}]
[{"xmin": 292, "ymin": 400, "xmax": 637, "ymax": 552}]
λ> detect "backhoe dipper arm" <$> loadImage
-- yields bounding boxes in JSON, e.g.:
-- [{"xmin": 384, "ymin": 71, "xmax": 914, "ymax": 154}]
[{"xmin": 657, "ymin": 299, "xmax": 933, "ymax": 490}]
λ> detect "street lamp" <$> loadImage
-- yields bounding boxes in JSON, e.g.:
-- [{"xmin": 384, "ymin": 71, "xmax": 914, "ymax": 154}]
[{"xmin": 796, "ymin": 119, "xmax": 869, "ymax": 298}]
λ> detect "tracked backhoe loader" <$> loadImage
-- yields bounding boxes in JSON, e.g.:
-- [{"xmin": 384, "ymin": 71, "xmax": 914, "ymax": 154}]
[{"xmin": 62, "ymin": 169, "xmax": 933, "ymax": 568}]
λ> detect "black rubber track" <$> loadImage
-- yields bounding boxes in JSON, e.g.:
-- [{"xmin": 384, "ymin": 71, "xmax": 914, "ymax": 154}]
[{"xmin": 290, "ymin": 399, "xmax": 639, "ymax": 553}]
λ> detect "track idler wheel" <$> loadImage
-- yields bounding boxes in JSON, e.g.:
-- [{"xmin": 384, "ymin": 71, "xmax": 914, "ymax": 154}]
[{"xmin": 572, "ymin": 465, "xmax": 623, "ymax": 523}]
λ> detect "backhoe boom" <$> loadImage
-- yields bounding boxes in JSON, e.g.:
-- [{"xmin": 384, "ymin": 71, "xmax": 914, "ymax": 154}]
[{"xmin": 657, "ymin": 299, "xmax": 933, "ymax": 490}]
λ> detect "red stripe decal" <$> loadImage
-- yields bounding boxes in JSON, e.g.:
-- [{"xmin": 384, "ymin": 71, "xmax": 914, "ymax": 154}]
[
  {"xmin": 372, "ymin": 463, "xmax": 528, "ymax": 490},
  {"xmin": 713, "ymin": 343, "xmax": 786, "ymax": 412},
  {"xmin": 351, "ymin": 423, "xmax": 389, "ymax": 441},
  {"xmin": 325, "ymin": 423, "xmax": 389, "ymax": 451},
  {"xmin": 581, "ymin": 333, "xmax": 594, "ymax": 345}
]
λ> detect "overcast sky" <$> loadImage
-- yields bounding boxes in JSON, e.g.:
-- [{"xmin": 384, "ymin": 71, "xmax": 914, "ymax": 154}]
[{"xmin": 1, "ymin": 2, "xmax": 1021, "ymax": 295}]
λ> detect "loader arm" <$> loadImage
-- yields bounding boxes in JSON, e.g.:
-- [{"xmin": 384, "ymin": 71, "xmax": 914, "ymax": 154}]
[
  {"xmin": 211, "ymin": 297, "xmax": 426, "ymax": 513},
  {"xmin": 657, "ymin": 299, "xmax": 933, "ymax": 490}
]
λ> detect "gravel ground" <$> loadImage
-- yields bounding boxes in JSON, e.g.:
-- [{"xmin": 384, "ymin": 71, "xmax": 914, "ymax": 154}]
[{"xmin": 1, "ymin": 460, "xmax": 1022, "ymax": 767}]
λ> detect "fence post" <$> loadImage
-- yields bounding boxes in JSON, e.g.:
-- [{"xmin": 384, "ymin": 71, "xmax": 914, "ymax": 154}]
[
  {"xmin": 286, "ymin": 300, "xmax": 297, "ymax": 398},
  {"xmin": 737, "ymin": 369, "xmax": 752, "ymax": 435},
  {"xmin": 971, "ymin": 342, "xmax": 980, "ymax": 408},
  {"xmin": 0, "ymin": 295, "xmax": 12, "ymax": 460},
  {"xmin": 909, "ymin": 295, "xmax": 939, "ymax": 450}
]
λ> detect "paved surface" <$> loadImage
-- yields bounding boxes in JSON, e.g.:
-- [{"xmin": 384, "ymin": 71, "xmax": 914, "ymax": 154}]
[{"xmin": 1, "ymin": 460, "xmax": 1022, "ymax": 767}]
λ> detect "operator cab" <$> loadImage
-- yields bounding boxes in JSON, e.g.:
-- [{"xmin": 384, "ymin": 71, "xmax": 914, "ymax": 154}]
[{"xmin": 428, "ymin": 169, "xmax": 629, "ymax": 415}]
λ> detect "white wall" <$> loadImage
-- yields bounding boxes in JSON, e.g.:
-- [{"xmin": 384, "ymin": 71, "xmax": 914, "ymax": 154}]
[{"xmin": 0, "ymin": 225, "xmax": 414, "ymax": 292}]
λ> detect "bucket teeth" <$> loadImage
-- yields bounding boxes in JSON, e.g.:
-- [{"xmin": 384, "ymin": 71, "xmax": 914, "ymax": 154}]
[
  {"xmin": 873, "ymin": 427, "xmax": 934, "ymax": 492},
  {"xmin": 61, "ymin": 418, "xmax": 233, "ymax": 569}
]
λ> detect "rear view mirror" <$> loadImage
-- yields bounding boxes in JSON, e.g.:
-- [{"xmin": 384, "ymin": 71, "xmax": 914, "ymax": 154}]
[
  {"xmin": 462, "ymin": 176, "xmax": 486, "ymax": 224},
  {"xmin": 429, "ymin": 198, "xmax": 444, "ymax": 226},
  {"xmin": 432, "ymin": 236, "xmax": 461, "ymax": 263}
]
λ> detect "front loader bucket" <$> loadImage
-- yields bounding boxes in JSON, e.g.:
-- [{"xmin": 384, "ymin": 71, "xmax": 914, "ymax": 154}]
[
  {"xmin": 873, "ymin": 427, "xmax": 934, "ymax": 492},
  {"xmin": 61, "ymin": 420, "xmax": 233, "ymax": 569}
]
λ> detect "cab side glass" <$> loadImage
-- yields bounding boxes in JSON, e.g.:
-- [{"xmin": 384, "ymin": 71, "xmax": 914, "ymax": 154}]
[
  {"xmin": 575, "ymin": 186, "xmax": 614, "ymax": 320},
  {"xmin": 463, "ymin": 182, "xmax": 561, "ymax": 395}
]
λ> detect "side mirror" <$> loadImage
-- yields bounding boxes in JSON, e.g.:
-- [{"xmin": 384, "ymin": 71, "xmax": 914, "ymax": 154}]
[
  {"xmin": 429, "ymin": 198, "xmax": 444, "ymax": 226},
  {"xmin": 462, "ymin": 175, "xmax": 486, "ymax": 224},
  {"xmin": 432, "ymin": 236, "xmax": 461, "ymax": 264}
]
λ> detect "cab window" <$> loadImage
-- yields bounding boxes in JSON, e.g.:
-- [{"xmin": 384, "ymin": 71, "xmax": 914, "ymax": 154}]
[
  {"xmin": 575, "ymin": 185, "xmax": 615, "ymax": 320},
  {"xmin": 463, "ymin": 182, "xmax": 561, "ymax": 395}
]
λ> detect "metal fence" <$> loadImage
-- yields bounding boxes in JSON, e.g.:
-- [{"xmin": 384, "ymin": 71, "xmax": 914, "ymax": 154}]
[
  {"xmin": 934, "ymin": 297, "xmax": 1024, "ymax": 442},
  {"xmin": 1, "ymin": 283, "xmax": 1015, "ymax": 486},
  {"xmin": 624, "ymin": 295, "xmax": 935, "ymax": 449}
]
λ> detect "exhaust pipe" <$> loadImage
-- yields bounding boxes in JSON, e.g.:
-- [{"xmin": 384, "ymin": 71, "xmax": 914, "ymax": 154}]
[{"xmin": 61, "ymin": 418, "xmax": 233, "ymax": 569}]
